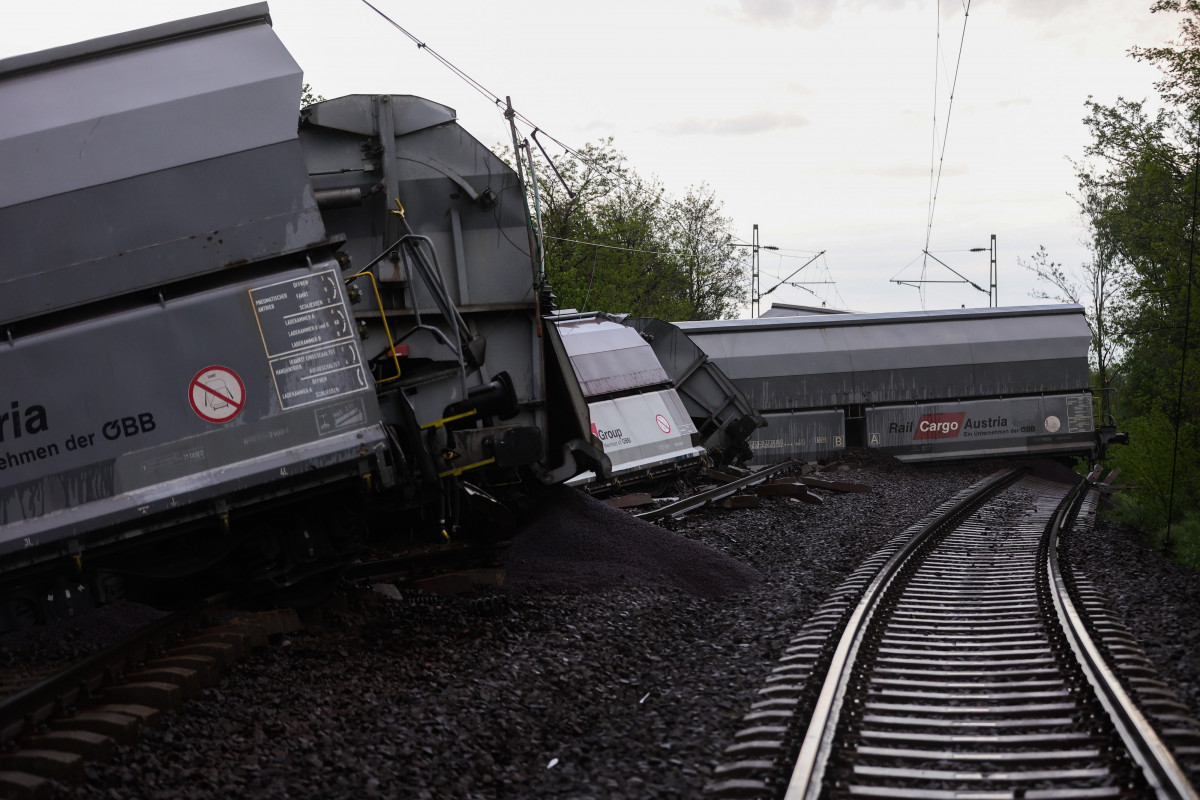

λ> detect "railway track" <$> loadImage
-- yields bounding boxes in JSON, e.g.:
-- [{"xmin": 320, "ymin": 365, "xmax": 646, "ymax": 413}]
[
  {"xmin": 634, "ymin": 462, "xmax": 800, "ymax": 521},
  {"xmin": 0, "ymin": 597, "xmax": 300, "ymax": 795},
  {"xmin": 710, "ymin": 469, "xmax": 1200, "ymax": 800}
]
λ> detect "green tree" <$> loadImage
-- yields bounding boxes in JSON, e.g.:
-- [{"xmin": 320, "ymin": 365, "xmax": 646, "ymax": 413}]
[
  {"xmin": 664, "ymin": 184, "xmax": 748, "ymax": 320},
  {"xmin": 1073, "ymin": 0, "xmax": 1200, "ymax": 559},
  {"xmin": 1078, "ymin": 99, "xmax": 1198, "ymax": 421},
  {"xmin": 512, "ymin": 139, "xmax": 746, "ymax": 320},
  {"xmin": 301, "ymin": 83, "xmax": 325, "ymax": 109},
  {"xmin": 1020, "ymin": 242, "xmax": 1122, "ymax": 414}
]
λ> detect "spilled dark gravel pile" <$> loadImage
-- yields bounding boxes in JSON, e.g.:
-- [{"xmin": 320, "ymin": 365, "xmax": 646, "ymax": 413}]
[
  {"xmin": 504, "ymin": 484, "xmax": 762, "ymax": 598},
  {"xmin": 38, "ymin": 453, "xmax": 1200, "ymax": 799}
]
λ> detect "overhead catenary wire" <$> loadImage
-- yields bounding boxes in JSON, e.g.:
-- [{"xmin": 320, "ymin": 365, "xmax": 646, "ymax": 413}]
[
  {"xmin": 762, "ymin": 251, "xmax": 826, "ymax": 297},
  {"xmin": 771, "ymin": 249, "xmax": 832, "ymax": 260},
  {"xmin": 818, "ymin": 252, "xmax": 849, "ymax": 309},
  {"xmin": 359, "ymin": 0, "xmax": 505, "ymax": 113},
  {"xmin": 357, "ymin": 0, "xmax": 629, "ymax": 191},
  {"xmin": 761, "ymin": 252, "xmax": 846, "ymax": 309},
  {"xmin": 921, "ymin": 0, "xmax": 941, "ymax": 301},
  {"xmin": 359, "ymin": 0, "xmax": 842, "ymax": 309},
  {"xmin": 730, "ymin": 233, "xmax": 820, "ymax": 251},
  {"xmin": 358, "ymin": 0, "xmax": 783, "ymax": 261},
  {"xmin": 910, "ymin": 0, "xmax": 972, "ymax": 304},
  {"xmin": 925, "ymin": 0, "xmax": 972, "ymax": 252},
  {"xmin": 543, "ymin": 235, "xmax": 711, "ymax": 259},
  {"xmin": 730, "ymin": 240, "xmax": 825, "ymax": 257}
]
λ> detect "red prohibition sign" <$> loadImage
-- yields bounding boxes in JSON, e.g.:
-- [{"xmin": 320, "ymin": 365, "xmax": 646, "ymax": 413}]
[
  {"xmin": 189, "ymin": 366, "xmax": 246, "ymax": 423},
  {"xmin": 656, "ymin": 414, "xmax": 671, "ymax": 434}
]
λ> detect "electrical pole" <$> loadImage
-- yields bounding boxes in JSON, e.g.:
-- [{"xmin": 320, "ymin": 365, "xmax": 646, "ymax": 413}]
[
  {"xmin": 751, "ymin": 224, "xmax": 760, "ymax": 319},
  {"xmin": 733, "ymin": 225, "xmax": 779, "ymax": 318},
  {"xmin": 898, "ymin": 234, "xmax": 997, "ymax": 307},
  {"xmin": 969, "ymin": 234, "xmax": 998, "ymax": 307},
  {"xmin": 989, "ymin": 234, "xmax": 997, "ymax": 307}
]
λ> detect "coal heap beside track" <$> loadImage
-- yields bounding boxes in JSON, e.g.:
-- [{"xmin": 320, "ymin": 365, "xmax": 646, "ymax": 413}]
[{"xmin": 503, "ymin": 485, "xmax": 762, "ymax": 598}]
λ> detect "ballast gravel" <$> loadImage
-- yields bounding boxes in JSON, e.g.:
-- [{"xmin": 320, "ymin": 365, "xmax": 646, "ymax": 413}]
[{"xmin": 44, "ymin": 453, "xmax": 1200, "ymax": 799}]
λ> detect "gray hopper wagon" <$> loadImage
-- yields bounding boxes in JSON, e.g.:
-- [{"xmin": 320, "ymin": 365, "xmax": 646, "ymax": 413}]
[
  {"xmin": 0, "ymin": 6, "xmax": 394, "ymax": 622},
  {"xmin": 676, "ymin": 305, "xmax": 1123, "ymax": 464},
  {"xmin": 547, "ymin": 313, "xmax": 705, "ymax": 492}
]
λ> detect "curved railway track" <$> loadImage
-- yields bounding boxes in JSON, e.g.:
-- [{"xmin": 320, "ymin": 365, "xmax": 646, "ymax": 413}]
[{"xmin": 711, "ymin": 469, "xmax": 1200, "ymax": 800}]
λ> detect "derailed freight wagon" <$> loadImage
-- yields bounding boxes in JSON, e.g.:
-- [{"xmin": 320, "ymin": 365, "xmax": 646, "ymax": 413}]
[
  {"xmin": 298, "ymin": 90, "xmax": 559, "ymax": 488},
  {"xmin": 676, "ymin": 305, "xmax": 1124, "ymax": 464},
  {"xmin": 544, "ymin": 313, "xmax": 705, "ymax": 491},
  {"xmin": 0, "ymin": 7, "xmax": 396, "ymax": 621},
  {"xmin": 620, "ymin": 317, "xmax": 766, "ymax": 468}
]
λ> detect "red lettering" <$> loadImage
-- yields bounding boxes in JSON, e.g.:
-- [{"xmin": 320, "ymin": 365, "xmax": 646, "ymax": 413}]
[{"xmin": 912, "ymin": 412, "xmax": 966, "ymax": 440}]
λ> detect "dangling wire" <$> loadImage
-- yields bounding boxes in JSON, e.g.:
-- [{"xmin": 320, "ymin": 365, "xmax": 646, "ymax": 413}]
[{"xmin": 358, "ymin": 0, "xmax": 681, "ymax": 217}]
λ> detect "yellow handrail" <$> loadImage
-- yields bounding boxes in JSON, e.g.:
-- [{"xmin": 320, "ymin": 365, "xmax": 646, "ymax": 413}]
[
  {"xmin": 420, "ymin": 409, "xmax": 477, "ymax": 430},
  {"xmin": 347, "ymin": 270, "xmax": 402, "ymax": 385}
]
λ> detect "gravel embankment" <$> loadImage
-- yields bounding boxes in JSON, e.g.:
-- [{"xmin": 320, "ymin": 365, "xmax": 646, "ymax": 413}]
[
  {"xmin": 1067, "ymin": 512, "xmax": 1200, "ymax": 722},
  {"xmin": 35, "ymin": 453, "xmax": 1200, "ymax": 799}
]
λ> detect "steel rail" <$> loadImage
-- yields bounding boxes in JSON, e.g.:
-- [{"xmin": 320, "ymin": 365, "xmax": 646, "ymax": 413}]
[
  {"xmin": 781, "ymin": 468, "xmax": 1022, "ymax": 800},
  {"xmin": 0, "ymin": 591, "xmax": 232, "ymax": 747},
  {"xmin": 633, "ymin": 461, "xmax": 797, "ymax": 522},
  {"xmin": 1048, "ymin": 483, "xmax": 1200, "ymax": 800}
]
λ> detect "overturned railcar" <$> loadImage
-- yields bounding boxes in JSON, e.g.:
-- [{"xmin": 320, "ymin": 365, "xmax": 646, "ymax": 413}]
[
  {"xmin": 621, "ymin": 317, "xmax": 765, "ymax": 467},
  {"xmin": 545, "ymin": 313, "xmax": 705, "ymax": 491},
  {"xmin": 297, "ymin": 92, "xmax": 564, "ymax": 487},
  {"xmin": 676, "ymin": 305, "xmax": 1121, "ymax": 464},
  {"xmin": 0, "ymin": 6, "xmax": 398, "ymax": 618}
]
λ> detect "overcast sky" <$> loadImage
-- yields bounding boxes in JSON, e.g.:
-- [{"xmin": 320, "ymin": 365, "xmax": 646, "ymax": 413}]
[{"xmin": 0, "ymin": 1, "xmax": 1182, "ymax": 315}]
